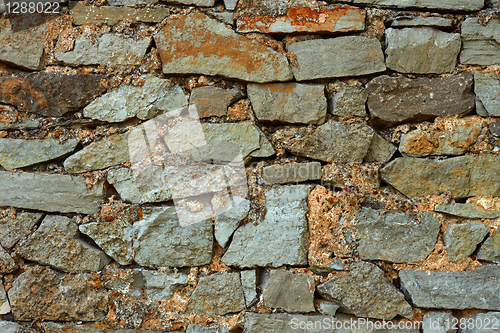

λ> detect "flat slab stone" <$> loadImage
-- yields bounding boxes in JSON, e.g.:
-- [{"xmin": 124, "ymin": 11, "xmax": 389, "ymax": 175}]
[
  {"xmin": 236, "ymin": 5, "xmax": 365, "ymax": 33},
  {"xmin": 478, "ymin": 229, "xmax": 500, "ymax": 263},
  {"xmin": 0, "ymin": 283, "xmax": 11, "ymax": 313},
  {"xmin": 475, "ymin": 71, "xmax": 500, "ymax": 116},
  {"xmin": 329, "ymin": 0, "xmax": 484, "ymax": 11},
  {"xmin": 460, "ymin": 18, "xmax": 500, "ymax": 65},
  {"xmin": 391, "ymin": 16, "xmax": 454, "ymax": 28},
  {"xmin": 366, "ymin": 73, "xmax": 474, "ymax": 126},
  {"xmin": 43, "ymin": 322, "xmax": 165, "ymax": 333},
  {"xmin": 240, "ymin": 270, "xmax": 257, "ymax": 307},
  {"xmin": 262, "ymin": 270, "xmax": 315, "ymax": 313},
  {"xmin": 155, "ymin": 12, "xmax": 292, "ymax": 83},
  {"xmin": 330, "ymin": 85, "xmax": 368, "ymax": 117},
  {"xmin": 435, "ymin": 202, "xmax": 500, "ymax": 219},
  {"xmin": 248, "ymin": 83, "xmax": 327, "ymax": 124},
  {"xmin": 214, "ymin": 197, "xmax": 250, "ymax": 248},
  {"xmin": 0, "ymin": 72, "xmax": 106, "ymax": 117},
  {"xmin": 399, "ymin": 266, "xmax": 500, "ymax": 310},
  {"xmin": 287, "ymin": 36, "xmax": 386, "ymax": 81},
  {"xmin": 364, "ymin": 134, "xmax": 397, "ymax": 163},
  {"xmin": 170, "ymin": 0, "xmax": 215, "ymax": 6},
  {"xmin": 71, "ymin": 3, "xmax": 170, "ymax": 25},
  {"xmin": 444, "ymin": 222, "xmax": 488, "ymax": 262},
  {"xmin": 0, "ymin": 211, "xmax": 43, "ymax": 249},
  {"xmin": 263, "ymin": 162, "xmax": 321, "ymax": 185},
  {"xmin": 0, "ymin": 117, "xmax": 39, "ymax": 131},
  {"xmin": 190, "ymin": 86, "xmax": 243, "ymax": 118},
  {"xmin": 0, "ymin": 171, "xmax": 103, "ymax": 214}
]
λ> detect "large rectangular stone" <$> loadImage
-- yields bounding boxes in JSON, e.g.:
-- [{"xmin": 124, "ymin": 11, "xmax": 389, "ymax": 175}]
[
  {"xmin": 328, "ymin": 0, "xmax": 484, "ymax": 11},
  {"xmin": 460, "ymin": 18, "xmax": 500, "ymax": 65},
  {"xmin": 70, "ymin": 3, "xmax": 170, "ymax": 25}
]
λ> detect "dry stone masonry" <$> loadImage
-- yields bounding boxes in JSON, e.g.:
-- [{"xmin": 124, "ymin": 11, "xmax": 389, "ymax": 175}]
[{"xmin": 0, "ymin": 0, "xmax": 499, "ymax": 332}]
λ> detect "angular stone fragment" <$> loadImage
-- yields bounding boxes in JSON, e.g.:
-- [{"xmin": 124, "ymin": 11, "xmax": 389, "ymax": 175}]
[
  {"xmin": 0, "ymin": 118, "xmax": 39, "ymax": 131},
  {"xmin": 237, "ymin": 5, "xmax": 365, "ymax": 33},
  {"xmin": 478, "ymin": 229, "xmax": 500, "ymax": 263},
  {"xmin": 0, "ymin": 320, "xmax": 25, "ymax": 333},
  {"xmin": 214, "ymin": 197, "xmax": 250, "ymax": 248},
  {"xmin": 17, "ymin": 215, "xmax": 110, "ymax": 272},
  {"xmin": 391, "ymin": 16, "xmax": 453, "ymax": 28},
  {"xmin": 186, "ymin": 325, "xmax": 229, "ymax": 333},
  {"xmin": 133, "ymin": 206, "xmax": 213, "ymax": 267},
  {"xmin": 8, "ymin": 266, "xmax": 108, "ymax": 321},
  {"xmin": 399, "ymin": 266, "xmax": 500, "ymax": 310},
  {"xmin": 435, "ymin": 203, "xmax": 500, "ymax": 219},
  {"xmin": 331, "ymin": 0, "xmax": 484, "ymax": 11},
  {"xmin": 475, "ymin": 71, "xmax": 500, "ymax": 117},
  {"xmin": 224, "ymin": 0, "xmax": 237, "ymax": 10},
  {"xmin": 366, "ymin": 73, "xmax": 474, "ymax": 126},
  {"xmin": 263, "ymin": 270, "xmax": 315, "ymax": 313},
  {"xmin": 188, "ymin": 272, "xmax": 245, "ymax": 316},
  {"xmin": 489, "ymin": 122, "xmax": 500, "ymax": 136},
  {"xmin": 43, "ymin": 322, "xmax": 165, "ymax": 333},
  {"xmin": 211, "ymin": 12, "xmax": 234, "ymax": 25},
  {"xmin": 190, "ymin": 86, "xmax": 243, "ymax": 118},
  {"xmin": 460, "ymin": 18, "xmax": 500, "ymax": 65},
  {"xmin": 385, "ymin": 27, "xmax": 460, "ymax": 74},
  {"xmin": 71, "ymin": 3, "xmax": 170, "ymax": 25},
  {"xmin": 0, "ymin": 72, "xmax": 106, "ymax": 117},
  {"xmin": 444, "ymin": 223, "xmax": 488, "ymax": 262},
  {"xmin": 274, "ymin": 121, "xmax": 374, "ymax": 163},
  {"xmin": 0, "ymin": 172, "xmax": 103, "ymax": 214},
  {"xmin": 355, "ymin": 208, "xmax": 441, "ymax": 263},
  {"xmin": 459, "ymin": 312, "xmax": 500, "ymax": 333},
  {"xmin": 364, "ymin": 134, "xmax": 397, "ymax": 163},
  {"xmin": 0, "ymin": 282, "xmax": 10, "ymax": 314},
  {"xmin": 287, "ymin": 36, "xmax": 385, "ymax": 81},
  {"xmin": 423, "ymin": 312, "xmax": 456, "ymax": 333},
  {"xmin": 155, "ymin": 13, "xmax": 292, "ymax": 82},
  {"xmin": 56, "ymin": 34, "xmax": 151, "ymax": 66},
  {"xmin": 317, "ymin": 261, "xmax": 413, "ymax": 320},
  {"xmin": 0, "ymin": 246, "xmax": 17, "ymax": 274},
  {"xmin": 316, "ymin": 301, "xmax": 339, "ymax": 316},
  {"xmin": 0, "ymin": 211, "xmax": 42, "ymax": 249},
  {"xmin": 0, "ymin": 138, "xmax": 79, "ymax": 170},
  {"xmin": 222, "ymin": 185, "xmax": 311, "ymax": 268},
  {"xmin": 263, "ymin": 162, "xmax": 321, "ymax": 185},
  {"xmin": 240, "ymin": 270, "xmax": 258, "ymax": 307},
  {"xmin": 330, "ymin": 85, "xmax": 367, "ymax": 117}
]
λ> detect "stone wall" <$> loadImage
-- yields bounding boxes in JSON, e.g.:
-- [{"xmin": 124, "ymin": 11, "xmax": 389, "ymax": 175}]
[{"xmin": 0, "ymin": 0, "xmax": 500, "ymax": 332}]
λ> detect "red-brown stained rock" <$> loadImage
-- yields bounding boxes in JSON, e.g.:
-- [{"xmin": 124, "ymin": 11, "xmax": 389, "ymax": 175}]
[{"xmin": 237, "ymin": 6, "xmax": 365, "ymax": 34}]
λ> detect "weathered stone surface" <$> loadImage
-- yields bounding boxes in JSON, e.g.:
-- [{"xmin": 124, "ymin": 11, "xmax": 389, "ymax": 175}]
[
  {"xmin": 435, "ymin": 203, "xmax": 500, "ymax": 219},
  {"xmin": 478, "ymin": 229, "xmax": 500, "ymax": 263},
  {"xmin": 155, "ymin": 13, "xmax": 292, "ymax": 83},
  {"xmin": 364, "ymin": 134, "xmax": 397, "ymax": 163},
  {"xmin": 43, "ymin": 322, "xmax": 165, "ymax": 333},
  {"xmin": 237, "ymin": 5, "xmax": 365, "ymax": 33},
  {"xmin": 385, "ymin": 28, "xmax": 460, "ymax": 74},
  {"xmin": 171, "ymin": 0, "xmax": 215, "ymax": 5},
  {"xmin": 0, "ymin": 72, "xmax": 106, "ymax": 117},
  {"xmin": 71, "ymin": 3, "xmax": 170, "ymax": 25},
  {"xmin": 214, "ymin": 197, "xmax": 250, "ymax": 248},
  {"xmin": 423, "ymin": 312, "xmax": 456, "ymax": 333},
  {"xmin": 355, "ymin": 208, "xmax": 441, "ymax": 263},
  {"xmin": 17, "ymin": 215, "xmax": 110, "ymax": 272},
  {"xmin": 223, "ymin": 0, "xmax": 237, "ymax": 9},
  {"xmin": 460, "ymin": 18, "xmax": 500, "ymax": 65},
  {"xmin": 391, "ymin": 16, "xmax": 453, "ymax": 28},
  {"xmin": 188, "ymin": 272, "xmax": 245, "ymax": 316},
  {"xmin": 0, "ymin": 138, "xmax": 79, "ymax": 170},
  {"xmin": 0, "ymin": 171, "xmax": 103, "ymax": 214},
  {"xmin": 0, "ymin": 320, "xmax": 26, "ymax": 333},
  {"xmin": 9, "ymin": 266, "xmax": 108, "ymax": 321},
  {"xmin": 287, "ymin": 36, "xmax": 385, "ymax": 81},
  {"xmin": 459, "ymin": 312, "xmax": 500, "ymax": 333},
  {"xmin": 186, "ymin": 325, "xmax": 229, "ymax": 333},
  {"xmin": 489, "ymin": 121, "xmax": 500, "ymax": 136},
  {"xmin": 321, "ymin": 163, "xmax": 380, "ymax": 189},
  {"xmin": 248, "ymin": 83, "xmax": 327, "ymax": 124},
  {"xmin": 263, "ymin": 162, "xmax": 321, "ymax": 185},
  {"xmin": 0, "ymin": 17, "xmax": 45, "ymax": 70},
  {"xmin": 330, "ymin": 85, "xmax": 367, "ymax": 117},
  {"xmin": 317, "ymin": 261, "xmax": 413, "ymax": 320},
  {"xmin": 399, "ymin": 118, "xmax": 482, "ymax": 157},
  {"xmin": 240, "ymin": 270, "xmax": 258, "ymax": 307},
  {"xmin": 274, "ymin": 121, "xmax": 374, "ymax": 163},
  {"xmin": 331, "ymin": 0, "xmax": 484, "ymax": 11},
  {"xmin": 133, "ymin": 206, "xmax": 213, "ymax": 267},
  {"xmin": 0, "ymin": 211, "xmax": 43, "ymax": 249},
  {"xmin": 366, "ymin": 73, "xmax": 474, "ymax": 126},
  {"xmin": 0, "ymin": 117, "xmax": 39, "ymax": 131},
  {"xmin": 190, "ymin": 86, "xmax": 243, "ymax": 118},
  {"xmin": 108, "ymin": 0, "xmax": 159, "ymax": 4},
  {"xmin": 475, "ymin": 71, "xmax": 500, "ymax": 116},
  {"xmin": 0, "ymin": 246, "xmax": 17, "ymax": 274},
  {"xmin": 84, "ymin": 75, "xmax": 187, "ymax": 122},
  {"xmin": 316, "ymin": 301, "xmax": 339, "ymax": 316},
  {"xmin": 211, "ymin": 11, "xmax": 234, "ymax": 25},
  {"xmin": 222, "ymin": 185, "xmax": 311, "ymax": 268},
  {"xmin": 444, "ymin": 223, "xmax": 488, "ymax": 262},
  {"xmin": 0, "ymin": 282, "xmax": 10, "ymax": 315},
  {"xmin": 381, "ymin": 155, "xmax": 500, "ymax": 199},
  {"xmin": 263, "ymin": 270, "xmax": 315, "ymax": 313},
  {"xmin": 56, "ymin": 34, "xmax": 151, "ymax": 66},
  {"xmin": 399, "ymin": 266, "xmax": 500, "ymax": 310}
]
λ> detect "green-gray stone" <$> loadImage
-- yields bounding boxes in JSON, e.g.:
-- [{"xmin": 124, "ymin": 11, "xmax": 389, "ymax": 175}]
[
  {"xmin": 43, "ymin": 322, "xmax": 166, "ymax": 333},
  {"xmin": 475, "ymin": 71, "xmax": 500, "ymax": 116},
  {"xmin": 391, "ymin": 16, "xmax": 453, "ymax": 28},
  {"xmin": 444, "ymin": 223, "xmax": 488, "ymax": 262},
  {"xmin": 328, "ymin": 0, "xmax": 483, "ymax": 11},
  {"xmin": 330, "ymin": 85, "xmax": 368, "ymax": 117},
  {"xmin": 478, "ymin": 229, "xmax": 500, "ymax": 263},
  {"xmin": 214, "ymin": 197, "xmax": 250, "ymax": 248},
  {"xmin": 460, "ymin": 18, "xmax": 500, "ymax": 65},
  {"xmin": 71, "ymin": 3, "xmax": 170, "ymax": 25},
  {"xmin": 364, "ymin": 134, "xmax": 397, "ymax": 163},
  {"xmin": 0, "ymin": 211, "xmax": 43, "ymax": 249},
  {"xmin": 435, "ymin": 203, "xmax": 500, "ymax": 219},
  {"xmin": 263, "ymin": 162, "xmax": 321, "ymax": 185},
  {"xmin": 190, "ymin": 86, "xmax": 243, "ymax": 118},
  {"xmin": 0, "ymin": 246, "xmax": 18, "ymax": 274},
  {"xmin": 240, "ymin": 270, "xmax": 257, "ymax": 308},
  {"xmin": 262, "ymin": 270, "xmax": 315, "ymax": 313}
]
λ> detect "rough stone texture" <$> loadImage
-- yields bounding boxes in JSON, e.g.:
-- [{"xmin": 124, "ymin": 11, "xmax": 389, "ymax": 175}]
[
  {"xmin": 186, "ymin": 325, "xmax": 229, "ymax": 333},
  {"xmin": 248, "ymin": 83, "xmax": 327, "ymax": 124},
  {"xmin": 399, "ymin": 266, "xmax": 500, "ymax": 310},
  {"xmin": 317, "ymin": 261, "xmax": 413, "ymax": 320},
  {"xmin": 435, "ymin": 203, "xmax": 500, "ymax": 219},
  {"xmin": 423, "ymin": 312, "xmax": 456, "ymax": 333},
  {"xmin": 171, "ymin": 0, "xmax": 215, "ymax": 6},
  {"xmin": 321, "ymin": 163, "xmax": 380, "ymax": 189},
  {"xmin": 475, "ymin": 71, "xmax": 500, "ymax": 117},
  {"xmin": 385, "ymin": 27, "xmax": 460, "ymax": 74},
  {"xmin": 287, "ymin": 36, "xmax": 386, "ymax": 81},
  {"xmin": 478, "ymin": 229, "xmax": 500, "ymax": 263},
  {"xmin": 214, "ymin": 197, "xmax": 250, "ymax": 248},
  {"xmin": 262, "ymin": 270, "xmax": 315, "ymax": 313},
  {"xmin": 0, "ymin": 211, "xmax": 42, "ymax": 249},
  {"xmin": 0, "ymin": 72, "xmax": 106, "ymax": 117},
  {"xmin": 316, "ymin": 301, "xmax": 339, "ymax": 316},
  {"xmin": 0, "ymin": 138, "xmax": 79, "ymax": 170},
  {"xmin": 0, "ymin": 282, "xmax": 10, "ymax": 315},
  {"xmin": 364, "ymin": 134, "xmax": 397, "ymax": 163},
  {"xmin": 263, "ymin": 162, "xmax": 321, "ymax": 185},
  {"xmin": 275, "ymin": 121, "xmax": 374, "ymax": 163},
  {"xmin": 0, "ymin": 118, "xmax": 39, "ymax": 131},
  {"xmin": 330, "ymin": 85, "xmax": 367, "ymax": 117},
  {"xmin": 460, "ymin": 18, "xmax": 500, "ymax": 65},
  {"xmin": 222, "ymin": 185, "xmax": 311, "ymax": 268},
  {"xmin": 355, "ymin": 208, "xmax": 441, "ymax": 264},
  {"xmin": 444, "ymin": 223, "xmax": 489, "ymax": 262},
  {"xmin": 190, "ymin": 86, "xmax": 243, "ymax": 118},
  {"xmin": 381, "ymin": 155, "xmax": 500, "ymax": 199},
  {"xmin": 133, "ymin": 206, "xmax": 213, "ymax": 267},
  {"xmin": 108, "ymin": 0, "xmax": 159, "ymax": 4},
  {"xmin": 459, "ymin": 312, "xmax": 500, "ymax": 333},
  {"xmin": 367, "ymin": 73, "xmax": 474, "ymax": 126},
  {"xmin": 17, "ymin": 215, "xmax": 110, "ymax": 272},
  {"xmin": 0, "ymin": 320, "xmax": 26, "ymax": 333},
  {"xmin": 155, "ymin": 13, "xmax": 292, "ymax": 83},
  {"xmin": 0, "ymin": 172, "xmax": 103, "ymax": 214},
  {"xmin": 188, "ymin": 272, "xmax": 246, "ymax": 316},
  {"xmin": 236, "ymin": 5, "xmax": 365, "ymax": 33},
  {"xmin": 224, "ymin": 0, "xmax": 237, "ymax": 9},
  {"xmin": 84, "ymin": 75, "xmax": 188, "ymax": 122},
  {"xmin": 8, "ymin": 266, "xmax": 108, "ymax": 321},
  {"xmin": 71, "ymin": 3, "xmax": 170, "ymax": 25},
  {"xmin": 240, "ymin": 270, "xmax": 258, "ymax": 307},
  {"xmin": 391, "ymin": 16, "xmax": 453, "ymax": 28},
  {"xmin": 43, "ymin": 322, "xmax": 165, "ymax": 333},
  {"xmin": 489, "ymin": 121, "xmax": 500, "ymax": 136},
  {"xmin": 0, "ymin": 246, "xmax": 18, "ymax": 273},
  {"xmin": 56, "ymin": 34, "xmax": 151, "ymax": 66},
  {"xmin": 331, "ymin": 0, "xmax": 484, "ymax": 11}
]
